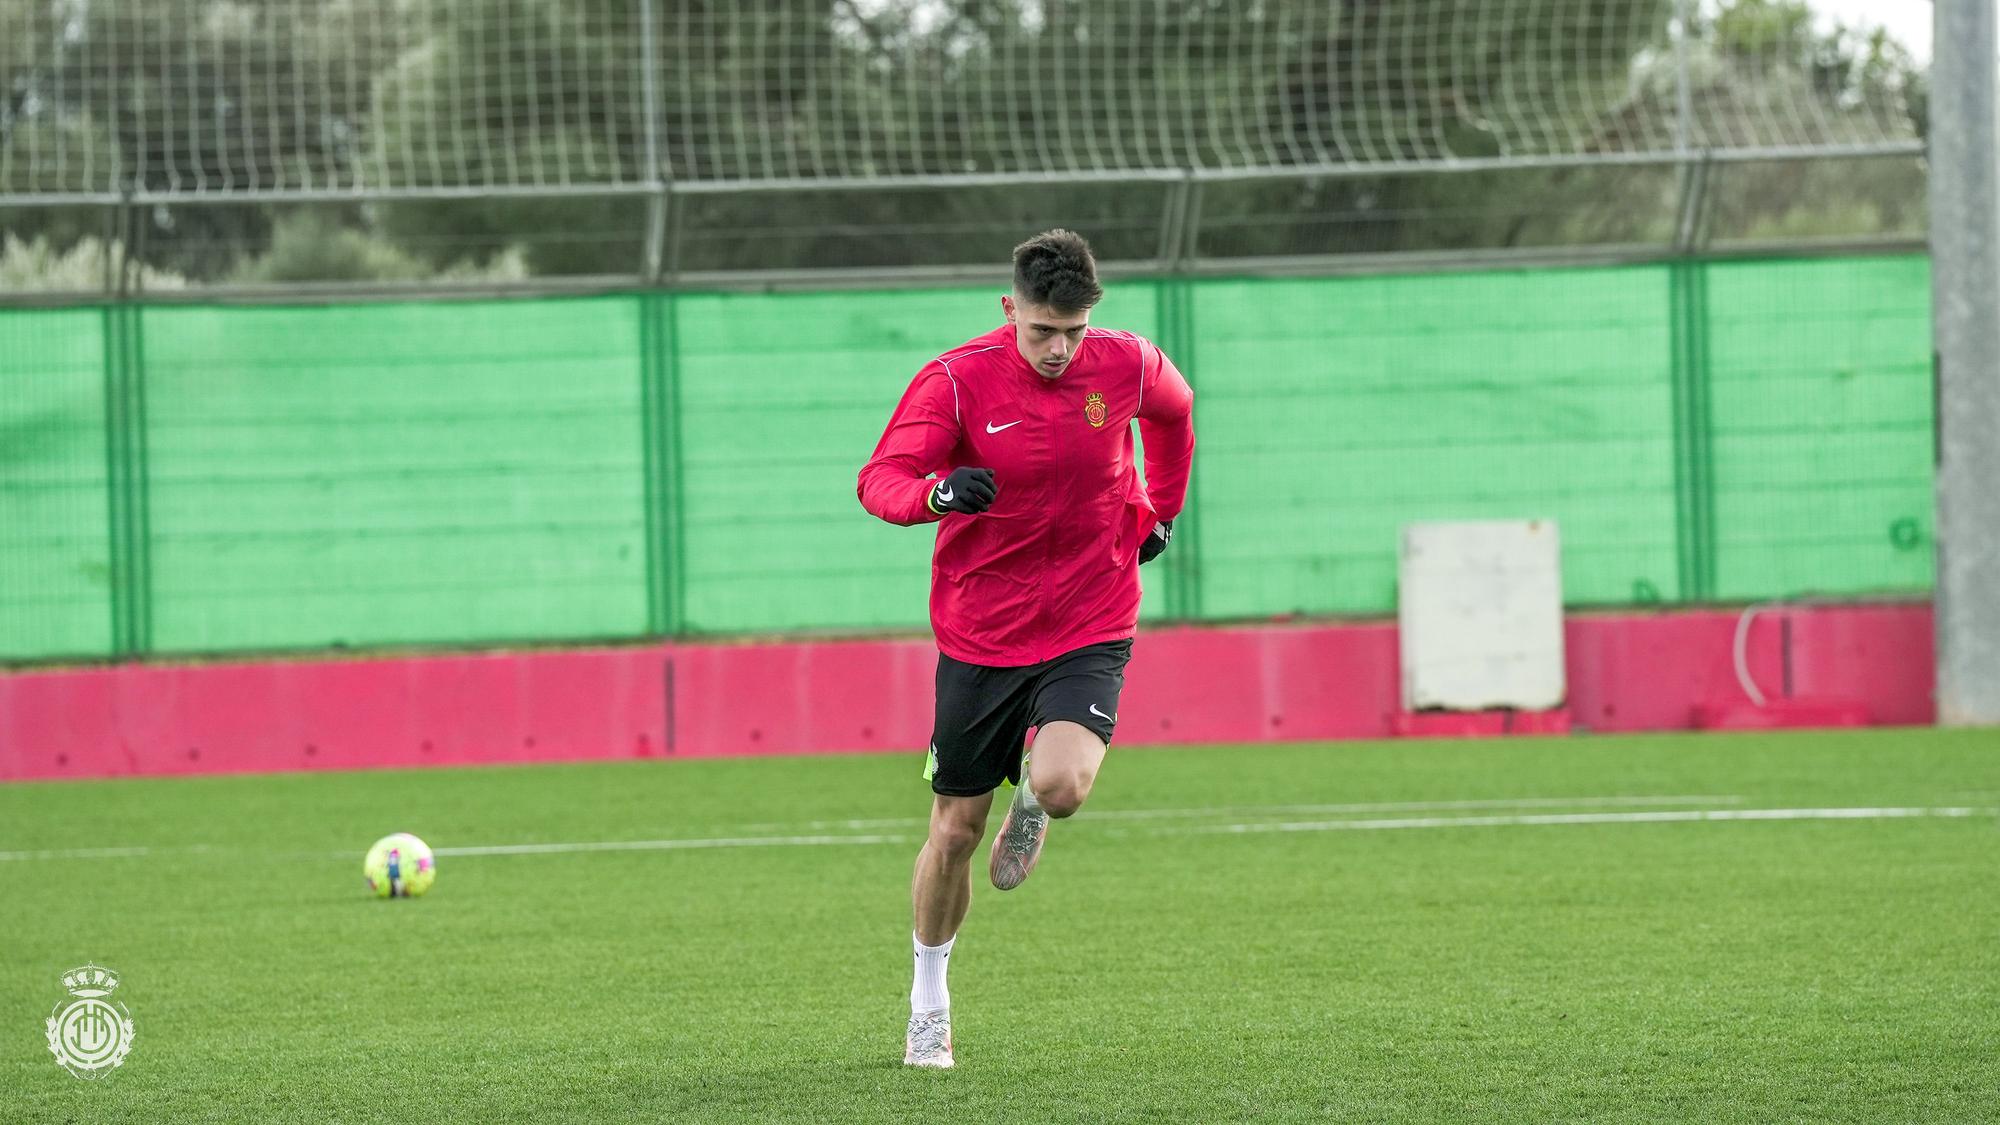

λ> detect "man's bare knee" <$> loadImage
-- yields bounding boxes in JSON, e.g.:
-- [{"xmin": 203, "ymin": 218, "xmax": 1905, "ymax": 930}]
[
  {"xmin": 928, "ymin": 810, "xmax": 986, "ymax": 862},
  {"xmin": 1037, "ymin": 773, "xmax": 1091, "ymax": 818},
  {"xmin": 1028, "ymin": 720, "xmax": 1106, "ymax": 818}
]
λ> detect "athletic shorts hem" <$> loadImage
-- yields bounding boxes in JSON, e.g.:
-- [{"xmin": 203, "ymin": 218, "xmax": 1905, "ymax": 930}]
[
  {"xmin": 929, "ymin": 781, "xmax": 1003, "ymax": 798},
  {"xmin": 1031, "ymin": 707, "xmax": 1116, "ymax": 747}
]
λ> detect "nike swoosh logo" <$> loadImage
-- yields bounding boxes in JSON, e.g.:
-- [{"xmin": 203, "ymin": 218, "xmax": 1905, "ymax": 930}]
[
  {"xmin": 1089, "ymin": 703, "xmax": 1116, "ymax": 722},
  {"xmin": 985, "ymin": 420, "xmax": 1022, "ymax": 434},
  {"xmin": 936, "ymin": 485, "xmax": 954, "ymax": 503}
]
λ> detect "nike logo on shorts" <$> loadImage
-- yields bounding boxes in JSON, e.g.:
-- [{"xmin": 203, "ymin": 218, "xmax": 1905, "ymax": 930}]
[{"xmin": 1089, "ymin": 703, "xmax": 1116, "ymax": 722}]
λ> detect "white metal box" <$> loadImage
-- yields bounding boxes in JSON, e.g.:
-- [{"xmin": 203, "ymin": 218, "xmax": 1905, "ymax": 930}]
[{"xmin": 1399, "ymin": 520, "xmax": 1566, "ymax": 711}]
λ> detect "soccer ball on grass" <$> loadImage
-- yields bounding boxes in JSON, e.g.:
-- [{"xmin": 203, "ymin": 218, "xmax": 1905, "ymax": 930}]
[{"xmin": 363, "ymin": 832, "xmax": 436, "ymax": 898}]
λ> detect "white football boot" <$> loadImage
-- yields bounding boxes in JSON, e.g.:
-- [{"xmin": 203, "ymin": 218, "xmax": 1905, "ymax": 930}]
[{"xmin": 904, "ymin": 1009, "xmax": 954, "ymax": 1068}]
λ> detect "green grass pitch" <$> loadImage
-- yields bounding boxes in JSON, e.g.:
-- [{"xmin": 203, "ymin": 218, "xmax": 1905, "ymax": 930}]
[{"xmin": 3, "ymin": 728, "xmax": 1997, "ymax": 1123}]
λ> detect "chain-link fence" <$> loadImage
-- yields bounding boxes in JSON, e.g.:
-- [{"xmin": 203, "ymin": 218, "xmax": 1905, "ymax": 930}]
[{"xmin": 0, "ymin": 0, "xmax": 1929, "ymax": 295}]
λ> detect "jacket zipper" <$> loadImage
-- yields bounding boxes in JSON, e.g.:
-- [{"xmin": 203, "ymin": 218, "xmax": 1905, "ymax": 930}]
[{"xmin": 1038, "ymin": 378, "xmax": 1061, "ymax": 664}]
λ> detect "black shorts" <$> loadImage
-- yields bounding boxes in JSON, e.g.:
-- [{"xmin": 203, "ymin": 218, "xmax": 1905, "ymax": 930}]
[{"xmin": 925, "ymin": 639, "xmax": 1132, "ymax": 797}]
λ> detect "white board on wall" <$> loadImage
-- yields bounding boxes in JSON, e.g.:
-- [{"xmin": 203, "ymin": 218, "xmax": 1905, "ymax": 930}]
[{"xmin": 1399, "ymin": 520, "xmax": 1566, "ymax": 711}]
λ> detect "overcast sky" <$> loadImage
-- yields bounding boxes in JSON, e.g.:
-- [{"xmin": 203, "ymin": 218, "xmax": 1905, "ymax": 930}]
[{"xmin": 1809, "ymin": 0, "xmax": 1931, "ymax": 61}]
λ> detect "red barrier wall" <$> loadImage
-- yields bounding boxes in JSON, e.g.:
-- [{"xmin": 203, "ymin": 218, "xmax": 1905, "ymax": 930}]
[
  {"xmin": 0, "ymin": 604, "xmax": 1935, "ymax": 781},
  {"xmin": 0, "ymin": 648, "xmax": 667, "ymax": 778}
]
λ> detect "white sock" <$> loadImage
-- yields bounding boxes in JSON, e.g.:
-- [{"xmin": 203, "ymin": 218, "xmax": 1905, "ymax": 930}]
[{"xmin": 911, "ymin": 932, "xmax": 954, "ymax": 1014}]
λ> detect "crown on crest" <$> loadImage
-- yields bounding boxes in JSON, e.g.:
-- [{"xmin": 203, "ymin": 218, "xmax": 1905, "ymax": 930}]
[{"xmin": 62, "ymin": 965, "xmax": 119, "ymax": 997}]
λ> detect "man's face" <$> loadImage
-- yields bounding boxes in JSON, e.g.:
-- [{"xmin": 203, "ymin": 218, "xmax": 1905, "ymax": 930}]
[{"xmin": 1002, "ymin": 294, "xmax": 1090, "ymax": 380}]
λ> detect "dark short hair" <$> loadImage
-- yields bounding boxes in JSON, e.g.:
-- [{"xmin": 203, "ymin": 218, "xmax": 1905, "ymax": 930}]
[{"xmin": 1012, "ymin": 229, "xmax": 1102, "ymax": 313}]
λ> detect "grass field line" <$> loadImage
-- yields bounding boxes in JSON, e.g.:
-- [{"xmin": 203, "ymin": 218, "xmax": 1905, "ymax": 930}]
[
  {"xmin": 5, "ymin": 803, "xmax": 1989, "ymax": 864},
  {"xmin": 0, "ymin": 834, "xmax": 918, "ymax": 863},
  {"xmin": 734, "ymin": 793, "xmax": 1753, "ymax": 833},
  {"xmin": 436, "ymin": 833, "xmax": 911, "ymax": 856},
  {"xmin": 393, "ymin": 805, "xmax": 2000, "ymax": 856},
  {"xmin": 1192, "ymin": 806, "xmax": 1998, "ymax": 836}
]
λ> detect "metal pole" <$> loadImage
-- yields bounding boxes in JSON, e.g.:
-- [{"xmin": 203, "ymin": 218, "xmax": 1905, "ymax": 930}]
[
  {"xmin": 1673, "ymin": 0, "xmax": 1694, "ymax": 160},
  {"xmin": 1930, "ymin": 0, "xmax": 2000, "ymax": 725},
  {"xmin": 1180, "ymin": 179, "xmax": 1206, "ymax": 267},
  {"xmin": 1155, "ymin": 177, "xmax": 1190, "ymax": 271},
  {"xmin": 639, "ymin": 0, "xmax": 664, "ymax": 181},
  {"xmin": 645, "ymin": 191, "xmax": 669, "ymax": 283},
  {"xmin": 662, "ymin": 184, "xmax": 687, "ymax": 283},
  {"xmin": 116, "ymin": 197, "xmax": 140, "ymax": 300},
  {"xmin": 99, "ymin": 202, "xmax": 121, "ymax": 297},
  {"xmin": 638, "ymin": 0, "xmax": 669, "ymax": 282},
  {"xmin": 1672, "ymin": 157, "xmax": 1711, "ymax": 255},
  {"xmin": 1671, "ymin": 0, "xmax": 1702, "ymax": 259}
]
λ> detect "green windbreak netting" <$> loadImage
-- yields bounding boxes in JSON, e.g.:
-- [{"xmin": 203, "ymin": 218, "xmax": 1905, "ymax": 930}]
[
  {"xmin": 141, "ymin": 299, "xmax": 649, "ymax": 652},
  {"xmin": 1705, "ymin": 257, "xmax": 1934, "ymax": 600},
  {"xmin": 0, "ymin": 309, "xmax": 111, "ymax": 661},
  {"xmin": 1189, "ymin": 268, "xmax": 1682, "ymax": 618},
  {"xmin": 673, "ymin": 284, "xmax": 1161, "ymax": 636},
  {"xmin": 0, "ymin": 257, "xmax": 1940, "ymax": 663}
]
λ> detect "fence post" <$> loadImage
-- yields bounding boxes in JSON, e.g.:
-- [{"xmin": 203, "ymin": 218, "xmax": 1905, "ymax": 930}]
[
  {"xmin": 100, "ymin": 302, "xmax": 152, "ymax": 656},
  {"xmin": 639, "ymin": 290, "xmax": 684, "ymax": 637},
  {"xmin": 1667, "ymin": 259, "xmax": 1715, "ymax": 602},
  {"xmin": 1153, "ymin": 187, "xmax": 1201, "ymax": 622}
]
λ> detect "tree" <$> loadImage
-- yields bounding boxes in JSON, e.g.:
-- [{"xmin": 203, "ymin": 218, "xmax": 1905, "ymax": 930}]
[
  {"xmin": 1, "ymin": 0, "xmax": 404, "ymax": 278},
  {"xmin": 0, "ymin": 0, "xmax": 1934, "ymax": 283}
]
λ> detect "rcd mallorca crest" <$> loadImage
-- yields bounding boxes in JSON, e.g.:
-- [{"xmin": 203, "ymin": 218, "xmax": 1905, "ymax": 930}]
[
  {"xmin": 46, "ymin": 965, "xmax": 135, "ymax": 1079},
  {"xmin": 1083, "ymin": 391, "xmax": 1107, "ymax": 428}
]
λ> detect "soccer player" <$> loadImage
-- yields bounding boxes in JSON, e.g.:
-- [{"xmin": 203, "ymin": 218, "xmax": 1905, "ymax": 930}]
[{"xmin": 856, "ymin": 229, "xmax": 1196, "ymax": 1069}]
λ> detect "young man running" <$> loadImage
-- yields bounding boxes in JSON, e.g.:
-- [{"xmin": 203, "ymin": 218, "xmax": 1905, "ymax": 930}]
[{"xmin": 856, "ymin": 229, "xmax": 1196, "ymax": 1069}]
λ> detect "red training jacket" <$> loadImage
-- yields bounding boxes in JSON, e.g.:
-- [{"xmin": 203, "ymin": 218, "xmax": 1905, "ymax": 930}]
[{"xmin": 857, "ymin": 323, "xmax": 1195, "ymax": 666}]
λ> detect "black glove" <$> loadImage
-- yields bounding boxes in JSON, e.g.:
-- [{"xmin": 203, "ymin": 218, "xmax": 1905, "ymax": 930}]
[
  {"xmin": 928, "ymin": 467, "xmax": 996, "ymax": 515},
  {"xmin": 1138, "ymin": 519, "xmax": 1173, "ymax": 564}
]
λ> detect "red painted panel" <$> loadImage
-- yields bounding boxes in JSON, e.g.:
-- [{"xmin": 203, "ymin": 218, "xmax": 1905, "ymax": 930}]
[
  {"xmin": 1564, "ymin": 604, "xmax": 1934, "ymax": 732},
  {"xmin": 0, "ymin": 603, "xmax": 1938, "ymax": 782},
  {"xmin": 1563, "ymin": 610, "xmax": 1788, "ymax": 732},
  {"xmin": 669, "ymin": 637, "xmax": 936, "ymax": 758},
  {"xmin": 1784, "ymin": 603, "xmax": 1935, "ymax": 726},
  {"xmin": 0, "ymin": 648, "xmax": 667, "ymax": 780},
  {"xmin": 1121, "ymin": 622, "xmax": 1401, "ymax": 744}
]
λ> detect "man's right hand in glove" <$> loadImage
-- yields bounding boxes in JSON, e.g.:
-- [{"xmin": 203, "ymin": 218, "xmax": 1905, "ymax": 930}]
[{"xmin": 927, "ymin": 467, "xmax": 997, "ymax": 515}]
